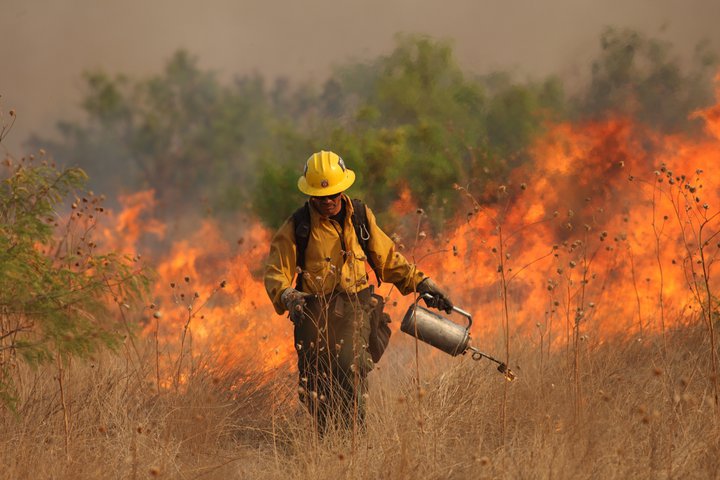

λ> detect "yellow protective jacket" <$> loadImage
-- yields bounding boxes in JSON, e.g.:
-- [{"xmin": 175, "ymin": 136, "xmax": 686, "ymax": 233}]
[{"xmin": 264, "ymin": 195, "xmax": 426, "ymax": 314}]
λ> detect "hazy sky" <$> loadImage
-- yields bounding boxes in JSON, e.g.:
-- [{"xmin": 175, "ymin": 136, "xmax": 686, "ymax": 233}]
[{"xmin": 2, "ymin": 0, "xmax": 719, "ymax": 154}]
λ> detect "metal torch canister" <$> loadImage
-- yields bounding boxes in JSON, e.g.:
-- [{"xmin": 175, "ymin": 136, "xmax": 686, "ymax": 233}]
[{"xmin": 400, "ymin": 294, "xmax": 473, "ymax": 356}]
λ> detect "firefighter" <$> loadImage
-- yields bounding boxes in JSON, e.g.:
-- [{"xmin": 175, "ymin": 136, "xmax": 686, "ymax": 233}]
[{"xmin": 264, "ymin": 150, "xmax": 453, "ymax": 432}]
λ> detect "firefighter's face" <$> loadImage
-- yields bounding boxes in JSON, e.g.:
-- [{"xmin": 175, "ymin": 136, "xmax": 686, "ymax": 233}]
[{"xmin": 311, "ymin": 192, "xmax": 343, "ymax": 217}]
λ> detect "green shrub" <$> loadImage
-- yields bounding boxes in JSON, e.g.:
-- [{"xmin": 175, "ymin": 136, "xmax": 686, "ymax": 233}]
[{"xmin": 0, "ymin": 156, "xmax": 150, "ymax": 408}]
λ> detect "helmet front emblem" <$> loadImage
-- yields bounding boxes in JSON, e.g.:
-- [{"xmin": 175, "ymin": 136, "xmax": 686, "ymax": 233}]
[{"xmin": 321, "ymin": 179, "xmax": 329, "ymax": 188}]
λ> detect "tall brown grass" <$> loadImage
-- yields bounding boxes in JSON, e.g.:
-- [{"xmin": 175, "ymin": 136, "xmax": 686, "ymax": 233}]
[{"xmin": 2, "ymin": 319, "xmax": 718, "ymax": 479}]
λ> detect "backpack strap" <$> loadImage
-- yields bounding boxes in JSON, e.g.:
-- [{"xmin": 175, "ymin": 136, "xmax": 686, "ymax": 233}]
[
  {"xmin": 292, "ymin": 199, "xmax": 381, "ymax": 290},
  {"xmin": 291, "ymin": 202, "xmax": 311, "ymax": 291},
  {"xmin": 351, "ymin": 199, "xmax": 382, "ymax": 287}
]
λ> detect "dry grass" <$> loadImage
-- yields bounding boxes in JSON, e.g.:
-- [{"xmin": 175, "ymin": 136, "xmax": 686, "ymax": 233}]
[{"xmin": 2, "ymin": 322, "xmax": 720, "ymax": 479}]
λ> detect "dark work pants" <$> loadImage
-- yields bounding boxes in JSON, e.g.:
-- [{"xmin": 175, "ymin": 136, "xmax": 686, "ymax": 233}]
[{"xmin": 293, "ymin": 289, "xmax": 374, "ymax": 432}]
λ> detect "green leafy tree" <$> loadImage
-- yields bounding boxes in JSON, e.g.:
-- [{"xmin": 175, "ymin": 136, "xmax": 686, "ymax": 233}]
[
  {"xmin": 252, "ymin": 35, "xmax": 566, "ymax": 230},
  {"xmin": 581, "ymin": 27, "xmax": 717, "ymax": 132},
  {"xmin": 0, "ymin": 155, "xmax": 150, "ymax": 408},
  {"xmin": 31, "ymin": 51, "xmax": 277, "ymax": 216}
]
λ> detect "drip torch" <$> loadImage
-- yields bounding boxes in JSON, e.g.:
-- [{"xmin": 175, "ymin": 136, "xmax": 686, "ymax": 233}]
[{"xmin": 400, "ymin": 294, "xmax": 516, "ymax": 381}]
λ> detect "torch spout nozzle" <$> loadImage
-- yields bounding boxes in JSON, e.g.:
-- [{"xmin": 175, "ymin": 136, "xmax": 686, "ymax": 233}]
[{"xmin": 468, "ymin": 346, "xmax": 516, "ymax": 381}]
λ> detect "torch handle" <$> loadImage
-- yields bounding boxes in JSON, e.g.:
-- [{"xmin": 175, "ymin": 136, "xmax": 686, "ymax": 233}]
[{"xmin": 418, "ymin": 293, "xmax": 472, "ymax": 329}]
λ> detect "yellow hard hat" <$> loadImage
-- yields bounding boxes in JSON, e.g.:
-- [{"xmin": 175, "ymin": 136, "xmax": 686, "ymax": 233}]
[{"xmin": 298, "ymin": 150, "xmax": 355, "ymax": 196}]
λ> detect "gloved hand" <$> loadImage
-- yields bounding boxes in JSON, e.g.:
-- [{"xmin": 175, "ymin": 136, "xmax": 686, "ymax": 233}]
[
  {"xmin": 281, "ymin": 288, "xmax": 312, "ymax": 323},
  {"xmin": 417, "ymin": 278, "xmax": 454, "ymax": 314}
]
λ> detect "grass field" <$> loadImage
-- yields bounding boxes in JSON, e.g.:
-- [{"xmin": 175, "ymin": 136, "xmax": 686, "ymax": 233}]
[{"xmin": 2, "ymin": 318, "xmax": 718, "ymax": 479}]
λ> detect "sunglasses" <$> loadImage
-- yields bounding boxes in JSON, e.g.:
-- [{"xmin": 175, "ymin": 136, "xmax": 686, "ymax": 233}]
[{"xmin": 311, "ymin": 192, "xmax": 342, "ymax": 201}]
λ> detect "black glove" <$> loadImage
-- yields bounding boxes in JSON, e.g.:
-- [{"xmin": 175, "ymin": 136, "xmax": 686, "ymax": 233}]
[
  {"xmin": 417, "ymin": 278, "xmax": 454, "ymax": 314},
  {"xmin": 281, "ymin": 288, "xmax": 312, "ymax": 323}
]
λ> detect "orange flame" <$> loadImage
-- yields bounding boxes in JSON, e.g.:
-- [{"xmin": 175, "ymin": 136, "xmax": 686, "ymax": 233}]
[
  {"xmin": 97, "ymin": 82, "xmax": 720, "ymax": 374},
  {"xmin": 408, "ymin": 102, "xmax": 720, "ymax": 347}
]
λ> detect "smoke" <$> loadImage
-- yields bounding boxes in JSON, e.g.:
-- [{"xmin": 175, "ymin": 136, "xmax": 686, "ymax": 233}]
[{"xmin": 2, "ymin": 0, "xmax": 720, "ymax": 154}]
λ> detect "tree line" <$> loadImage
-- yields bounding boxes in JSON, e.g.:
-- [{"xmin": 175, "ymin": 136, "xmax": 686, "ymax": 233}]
[{"xmin": 31, "ymin": 28, "xmax": 718, "ymax": 232}]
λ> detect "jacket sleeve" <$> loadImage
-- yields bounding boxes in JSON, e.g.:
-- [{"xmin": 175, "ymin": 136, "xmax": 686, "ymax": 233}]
[
  {"xmin": 364, "ymin": 205, "xmax": 427, "ymax": 295},
  {"xmin": 264, "ymin": 218, "xmax": 297, "ymax": 314}
]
